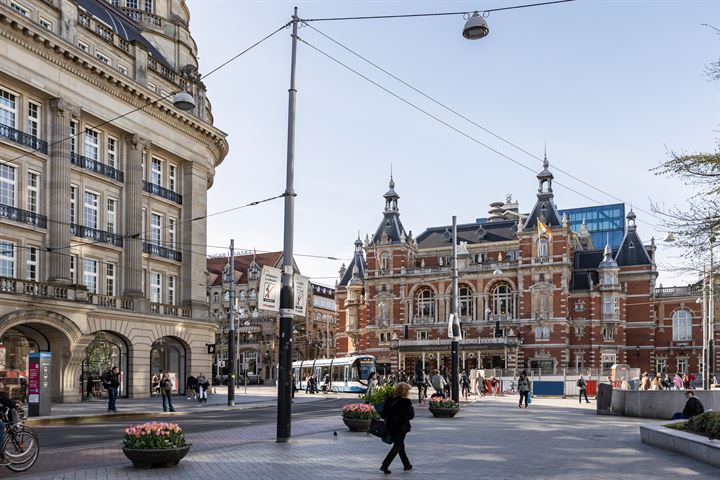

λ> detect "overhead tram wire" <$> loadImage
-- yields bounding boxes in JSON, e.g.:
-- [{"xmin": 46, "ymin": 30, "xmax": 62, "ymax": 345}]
[
  {"xmin": 297, "ymin": 37, "xmax": 660, "ymax": 231},
  {"xmin": 304, "ymin": 23, "xmax": 663, "ymax": 226},
  {"xmin": 0, "ymin": 23, "xmax": 287, "ymax": 169}
]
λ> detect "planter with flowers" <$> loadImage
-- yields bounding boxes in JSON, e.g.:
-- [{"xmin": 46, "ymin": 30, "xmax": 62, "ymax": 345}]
[
  {"xmin": 342, "ymin": 403, "xmax": 379, "ymax": 432},
  {"xmin": 428, "ymin": 395, "xmax": 460, "ymax": 418},
  {"xmin": 122, "ymin": 422, "xmax": 191, "ymax": 469},
  {"xmin": 363, "ymin": 382, "xmax": 395, "ymax": 416}
]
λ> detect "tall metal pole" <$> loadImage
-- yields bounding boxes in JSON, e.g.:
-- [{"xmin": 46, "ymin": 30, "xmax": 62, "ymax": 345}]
[
  {"xmin": 451, "ymin": 216, "xmax": 460, "ymax": 404},
  {"xmin": 702, "ymin": 267, "xmax": 708, "ymax": 389},
  {"xmin": 710, "ymin": 236, "xmax": 716, "ymax": 389},
  {"xmin": 277, "ymin": 7, "xmax": 298, "ymax": 443},
  {"xmin": 227, "ymin": 239, "xmax": 235, "ymax": 405}
]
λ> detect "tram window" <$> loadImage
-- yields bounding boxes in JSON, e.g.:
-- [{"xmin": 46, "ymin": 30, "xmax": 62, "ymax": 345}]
[
  {"xmin": 332, "ymin": 365, "xmax": 344, "ymax": 382},
  {"xmin": 357, "ymin": 359, "xmax": 375, "ymax": 380},
  {"xmin": 319, "ymin": 366, "xmax": 331, "ymax": 380},
  {"xmin": 350, "ymin": 365, "xmax": 359, "ymax": 380}
]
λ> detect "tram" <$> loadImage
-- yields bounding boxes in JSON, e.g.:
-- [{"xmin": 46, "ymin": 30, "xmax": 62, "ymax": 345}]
[{"xmin": 293, "ymin": 355, "xmax": 377, "ymax": 393}]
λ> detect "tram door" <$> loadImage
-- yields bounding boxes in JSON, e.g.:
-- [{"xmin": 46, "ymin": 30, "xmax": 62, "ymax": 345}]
[{"xmin": 344, "ymin": 366, "xmax": 349, "ymax": 388}]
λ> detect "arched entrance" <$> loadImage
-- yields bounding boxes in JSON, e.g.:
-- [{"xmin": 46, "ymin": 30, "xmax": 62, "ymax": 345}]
[
  {"xmin": 81, "ymin": 331, "xmax": 129, "ymax": 400},
  {"xmin": 150, "ymin": 337, "xmax": 187, "ymax": 395}
]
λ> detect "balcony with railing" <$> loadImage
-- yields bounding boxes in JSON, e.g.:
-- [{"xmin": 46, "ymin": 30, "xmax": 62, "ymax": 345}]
[
  {"xmin": 142, "ymin": 180, "xmax": 182, "ymax": 204},
  {"xmin": 70, "ymin": 152, "xmax": 124, "ymax": 182},
  {"xmin": 120, "ymin": 7, "xmax": 162, "ymax": 27},
  {"xmin": 150, "ymin": 302, "xmax": 192, "ymax": 318},
  {"xmin": 0, "ymin": 204, "xmax": 47, "ymax": 228},
  {"xmin": 70, "ymin": 223, "xmax": 123, "ymax": 247},
  {"xmin": 143, "ymin": 242, "xmax": 182, "ymax": 262},
  {"xmin": 0, "ymin": 123, "xmax": 48, "ymax": 153},
  {"xmin": 398, "ymin": 336, "xmax": 517, "ymax": 351},
  {"xmin": 147, "ymin": 57, "xmax": 178, "ymax": 85},
  {"xmin": 655, "ymin": 284, "xmax": 702, "ymax": 297}
]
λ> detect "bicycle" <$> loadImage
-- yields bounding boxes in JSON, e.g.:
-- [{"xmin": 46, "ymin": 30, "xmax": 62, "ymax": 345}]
[
  {"xmin": 461, "ymin": 384, "xmax": 470, "ymax": 402},
  {"xmin": 1, "ymin": 407, "xmax": 39, "ymax": 472}
]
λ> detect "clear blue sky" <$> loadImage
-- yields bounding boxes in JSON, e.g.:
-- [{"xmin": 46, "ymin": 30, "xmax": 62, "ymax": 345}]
[{"xmin": 186, "ymin": 0, "xmax": 719, "ymax": 287}]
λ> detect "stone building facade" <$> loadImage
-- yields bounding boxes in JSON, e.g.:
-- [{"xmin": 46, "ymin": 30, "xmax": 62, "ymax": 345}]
[
  {"xmin": 335, "ymin": 159, "xmax": 714, "ymax": 379},
  {"xmin": 0, "ymin": 0, "xmax": 228, "ymax": 402}
]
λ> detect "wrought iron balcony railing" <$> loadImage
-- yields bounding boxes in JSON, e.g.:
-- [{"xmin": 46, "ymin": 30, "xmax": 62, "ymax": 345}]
[
  {"xmin": 70, "ymin": 223, "xmax": 123, "ymax": 247},
  {"xmin": 142, "ymin": 181, "xmax": 182, "ymax": 204},
  {"xmin": 0, "ymin": 124, "xmax": 48, "ymax": 153},
  {"xmin": 143, "ymin": 242, "xmax": 182, "ymax": 262},
  {"xmin": 70, "ymin": 152, "xmax": 124, "ymax": 182},
  {"xmin": 0, "ymin": 203, "xmax": 47, "ymax": 228}
]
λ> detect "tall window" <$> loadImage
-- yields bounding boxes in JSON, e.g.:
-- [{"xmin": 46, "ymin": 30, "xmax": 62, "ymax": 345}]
[
  {"xmin": 26, "ymin": 172, "xmax": 39, "ymax": 213},
  {"xmin": 168, "ymin": 164, "xmax": 177, "ymax": 192},
  {"xmin": 538, "ymin": 238, "xmax": 548, "ymax": 259},
  {"xmin": 601, "ymin": 353, "xmax": 616, "ymax": 371},
  {"xmin": 656, "ymin": 358, "xmax": 667, "ymax": 374},
  {"xmin": 141, "ymin": 151, "xmax": 146, "ymax": 180},
  {"xmin": 106, "ymin": 263, "xmax": 115, "ymax": 296},
  {"xmin": 27, "ymin": 101, "xmax": 39, "ymax": 137},
  {"xmin": 672, "ymin": 310, "xmax": 692, "ymax": 341},
  {"xmin": 414, "ymin": 287, "xmax": 436, "ymax": 322},
  {"xmin": 168, "ymin": 275, "xmax": 176, "ymax": 305},
  {"xmin": 70, "ymin": 120, "xmax": 78, "ymax": 153},
  {"xmin": 491, "ymin": 283, "xmax": 513, "ymax": 315},
  {"xmin": 126, "ymin": 0, "xmax": 138, "ymax": 8},
  {"xmin": 151, "ymin": 158, "xmax": 162, "ymax": 185},
  {"xmin": 83, "ymin": 258, "xmax": 98, "ymax": 293},
  {"xmin": 602, "ymin": 326, "xmax": 614, "ymax": 340},
  {"xmin": 168, "ymin": 218, "xmax": 176, "ymax": 249},
  {"xmin": 150, "ymin": 213, "xmax": 162, "ymax": 245},
  {"xmin": 0, "ymin": 88, "xmax": 17, "ymax": 127},
  {"xmin": 25, "ymin": 246, "xmax": 38, "ymax": 281},
  {"xmin": 69, "ymin": 255, "xmax": 77, "ymax": 283},
  {"xmin": 84, "ymin": 129, "xmax": 99, "ymax": 160},
  {"xmin": 143, "ymin": 0, "xmax": 153, "ymax": 12},
  {"xmin": 70, "ymin": 185, "xmax": 77, "ymax": 224},
  {"xmin": 380, "ymin": 253, "xmax": 390, "ymax": 273},
  {"xmin": 603, "ymin": 297, "xmax": 614, "ymax": 315},
  {"xmin": 106, "ymin": 198, "xmax": 117, "ymax": 233},
  {"xmin": 677, "ymin": 357, "xmax": 689, "ymax": 374},
  {"xmin": 0, "ymin": 240, "xmax": 16, "ymax": 278},
  {"xmin": 150, "ymin": 271, "xmax": 162, "ymax": 303},
  {"xmin": 458, "ymin": 284, "xmax": 473, "ymax": 319},
  {"xmin": 0, "ymin": 164, "xmax": 16, "ymax": 206},
  {"xmin": 83, "ymin": 191, "xmax": 99, "ymax": 228},
  {"xmin": 534, "ymin": 326, "xmax": 550, "ymax": 339},
  {"xmin": 107, "ymin": 137, "xmax": 117, "ymax": 168}
]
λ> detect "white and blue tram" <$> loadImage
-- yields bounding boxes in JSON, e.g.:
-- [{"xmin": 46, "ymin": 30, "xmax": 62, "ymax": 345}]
[{"xmin": 293, "ymin": 355, "xmax": 376, "ymax": 393}]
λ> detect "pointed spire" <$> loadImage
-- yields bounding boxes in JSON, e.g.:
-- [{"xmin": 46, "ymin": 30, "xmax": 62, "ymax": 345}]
[
  {"xmin": 626, "ymin": 208, "xmax": 637, "ymax": 230},
  {"xmin": 598, "ymin": 241, "xmax": 618, "ymax": 269}
]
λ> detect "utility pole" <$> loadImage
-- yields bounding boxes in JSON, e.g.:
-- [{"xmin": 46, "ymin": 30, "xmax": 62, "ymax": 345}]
[
  {"xmin": 227, "ymin": 239, "xmax": 235, "ymax": 406},
  {"xmin": 277, "ymin": 7, "xmax": 298, "ymax": 443},
  {"xmin": 710, "ymin": 236, "xmax": 716, "ymax": 389},
  {"xmin": 451, "ymin": 216, "xmax": 460, "ymax": 404}
]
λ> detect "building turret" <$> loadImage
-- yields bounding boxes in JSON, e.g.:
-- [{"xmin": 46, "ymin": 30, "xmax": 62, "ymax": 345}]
[
  {"xmin": 373, "ymin": 176, "xmax": 407, "ymax": 244},
  {"xmin": 523, "ymin": 153, "xmax": 563, "ymax": 229}
]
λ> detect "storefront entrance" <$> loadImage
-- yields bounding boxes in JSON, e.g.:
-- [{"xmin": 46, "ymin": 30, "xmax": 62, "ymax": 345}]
[
  {"xmin": 0, "ymin": 326, "xmax": 43, "ymax": 402},
  {"xmin": 150, "ymin": 337, "xmax": 187, "ymax": 395},
  {"xmin": 81, "ymin": 331, "xmax": 128, "ymax": 400}
]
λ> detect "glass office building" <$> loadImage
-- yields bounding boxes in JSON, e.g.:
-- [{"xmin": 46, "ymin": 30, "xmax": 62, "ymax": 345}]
[{"xmin": 559, "ymin": 203, "xmax": 625, "ymax": 248}]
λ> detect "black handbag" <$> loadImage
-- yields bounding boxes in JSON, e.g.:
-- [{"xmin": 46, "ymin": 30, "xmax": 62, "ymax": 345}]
[{"xmin": 368, "ymin": 419, "xmax": 386, "ymax": 438}]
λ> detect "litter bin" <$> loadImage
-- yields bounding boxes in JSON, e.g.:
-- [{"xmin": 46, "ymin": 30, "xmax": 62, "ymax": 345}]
[{"xmin": 596, "ymin": 382, "xmax": 612, "ymax": 415}]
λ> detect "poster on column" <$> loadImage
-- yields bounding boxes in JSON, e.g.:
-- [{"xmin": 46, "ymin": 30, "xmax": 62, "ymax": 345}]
[
  {"xmin": 259, "ymin": 265, "xmax": 282, "ymax": 312},
  {"xmin": 293, "ymin": 274, "xmax": 309, "ymax": 317}
]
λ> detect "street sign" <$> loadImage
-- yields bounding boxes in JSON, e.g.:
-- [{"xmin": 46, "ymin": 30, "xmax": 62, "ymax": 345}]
[
  {"xmin": 448, "ymin": 313, "xmax": 462, "ymax": 340},
  {"xmin": 293, "ymin": 274, "xmax": 309, "ymax": 316},
  {"xmin": 259, "ymin": 265, "xmax": 282, "ymax": 311},
  {"xmin": 207, "ymin": 344, "xmax": 216, "ymax": 354}
]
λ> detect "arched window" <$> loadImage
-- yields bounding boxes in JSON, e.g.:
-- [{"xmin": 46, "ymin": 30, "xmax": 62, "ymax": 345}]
[
  {"xmin": 249, "ymin": 289, "xmax": 257, "ymax": 300},
  {"xmin": 239, "ymin": 290, "xmax": 246, "ymax": 301},
  {"xmin": 380, "ymin": 253, "xmax": 390, "ymax": 273},
  {"xmin": 538, "ymin": 238, "xmax": 549, "ymax": 259},
  {"xmin": 458, "ymin": 284, "xmax": 473, "ymax": 320},
  {"xmin": 414, "ymin": 287, "xmax": 436, "ymax": 322},
  {"xmin": 672, "ymin": 310, "xmax": 692, "ymax": 341},
  {"xmin": 491, "ymin": 283, "xmax": 513, "ymax": 316}
]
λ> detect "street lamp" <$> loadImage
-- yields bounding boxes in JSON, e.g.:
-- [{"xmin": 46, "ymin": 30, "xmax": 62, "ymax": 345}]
[{"xmin": 463, "ymin": 11, "xmax": 489, "ymax": 40}]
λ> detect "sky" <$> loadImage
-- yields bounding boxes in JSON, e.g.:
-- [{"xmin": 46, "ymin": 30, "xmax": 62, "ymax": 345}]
[{"xmin": 185, "ymin": 0, "xmax": 720, "ymax": 288}]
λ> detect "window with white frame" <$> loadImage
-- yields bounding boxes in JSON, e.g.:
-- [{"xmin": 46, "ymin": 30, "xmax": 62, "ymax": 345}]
[
  {"xmin": 106, "ymin": 198, "xmax": 117, "ymax": 233},
  {"xmin": 380, "ymin": 253, "xmax": 390, "ymax": 272},
  {"xmin": 25, "ymin": 246, "xmax": 38, "ymax": 281},
  {"xmin": 106, "ymin": 263, "xmax": 115, "ymax": 296},
  {"xmin": 78, "ymin": 41, "xmax": 89, "ymax": 53},
  {"xmin": 601, "ymin": 353, "xmax": 616, "ymax": 371},
  {"xmin": 574, "ymin": 301, "xmax": 585, "ymax": 312},
  {"xmin": 70, "ymin": 185, "xmax": 77, "ymax": 224},
  {"xmin": 677, "ymin": 357, "xmax": 689, "ymax": 375},
  {"xmin": 614, "ymin": 297, "xmax": 620, "ymax": 314},
  {"xmin": 26, "ymin": 171, "xmax": 39, "ymax": 213},
  {"xmin": 84, "ymin": 129, "xmax": 99, "ymax": 160},
  {"xmin": 603, "ymin": 297, "xmax": 613, "ymax": 315},
  {"xmin": 83, "ymin": 191, "xmax": 99, "ymax": 228},
  {"xmin": 168, "ymin": 163, "xmax": 177, "ymax": 192},
  {"xmin": 150, "ymin": 271, "xmax": 161, "ymax": 303},
  {"xmin": 414, "ymin": 287, "xmax": 436, "ymax": 322},
  {"xmin": 27, "ymin": 101, "xmax": 40, "ymax": 138},
  {"xmin": 150, "ymin": 212, "xmax": 162, "ymax": 245},
  {"xmin": 0, "ymin": 164, "xmax": 16, "ymax": 207},
  {"xmin": 69, "ymin": 254, "xmax": 77, "ymax": 283},
  {"xmin": 126, "ymin": 0, "xmax": 138, "ymax": 9},
  {"xmin": 534, "ymin": 326, "xmax": 550, "ymax": 339},
  {"xmin": 107, "ymin": 137, "xmax": 117, "ymax": 168},
  {"xmin": 491, "ymin": 282, "xmax": 513, "ymax": 315},
  {"xmin": 538, "ymin": 238, "xmax": 549, "ymax": 259},
  {"xmin": 602, "ymin": 326, "xmax": 614, "ymax": 340},
  {"xmin": 416, "ymin": 331, "xmax": 428, "ymax": 340},
  {"xmin": 95, "ymin": 51, "xmax": 111, "ymax": 65},
  {"xmin": 39, "ymin": 17, "xmax": 53, "ymax": 30},
  {"xmin": 144, "ymin": 0, "xmax": 153, "ymax": 12},
  {"xmin": 672, "ymin": 309, "xmax": 692, "ymax": 341},
  {"xmin": 168, "ymin": 218, "xmax": 176, "ymax": 249},
  {"xmin": 70, "ymin": 120, "xmax": 78, "ymax": 153},
  {"xmin": 118, "ymin": 64, "xmax": 129, "ymax": 76},
  {"xmin": 9, "ymin": 2, "xmax": 29, "ymax": 17},
  {"xmin": 141, "ymin": 151, "xmax": 146, "ymax": 180},
  {"xmin": 459, "ymin": 284, "xmax": 473, "ymax": 319},
  {"xmin": 0, "ymin": 240, "xmax": 16, "ymax": 278},
  {"xmin": 656, "ymin": 358, "xmax": 667, "ymax": 375},
  {"xmin": 83, "ymin": 258, "xmax": 98, "ymax": 293},
  {"xmin": 151, "ymin": 158, "xmax": 162, "ymax": 185},
  {"xmin": 147, "ymin": 81, "xmax": 157, "ymax": 93},
  {"xmin": 0, "ymin": 88, "xmax": 17, "ymax": 128},
  {"xmin": 168, "ymin": 275, "xmax": 176, "ymax": 305}
]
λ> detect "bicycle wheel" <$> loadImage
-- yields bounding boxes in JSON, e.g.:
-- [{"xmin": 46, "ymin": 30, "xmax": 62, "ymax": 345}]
[{"xmin": 4, "ymin": 426, "xmax": 40, "ymax": 472}]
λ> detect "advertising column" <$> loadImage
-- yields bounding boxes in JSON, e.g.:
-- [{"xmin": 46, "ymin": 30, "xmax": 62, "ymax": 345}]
[{"xmin": 28, "ymin": 352, "xmax": 51, "ymax": 417}]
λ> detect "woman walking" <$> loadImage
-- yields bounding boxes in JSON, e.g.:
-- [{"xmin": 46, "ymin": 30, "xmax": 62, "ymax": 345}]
[
  {"xmin": 367, "ymin": 371, "xmax": 378, "ymax": 397},
  {"xmin": 379, "ymin": 382, "xmax": 414, "ymax": 474},
  {"xmin": 518, "ymin": 371, "xmax": 531, "ymax": 408}
]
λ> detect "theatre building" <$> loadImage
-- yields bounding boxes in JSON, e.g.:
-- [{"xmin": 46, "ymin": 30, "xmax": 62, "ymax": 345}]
[
  {"xmin": 335, "ymin": 158, "xmax": 713, "ymax": 378},
  {"xmin": 0, "ymin": 0, "xmax": 228, "ymax": 402}
]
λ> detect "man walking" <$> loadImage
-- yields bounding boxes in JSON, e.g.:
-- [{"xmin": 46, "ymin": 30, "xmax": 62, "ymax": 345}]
[
  {"xmin": 160, "ymin": 371, "xmax": 175, "ymax": 412},
  {"xmin": 102, "ymin": 366, "xmax": 120, "ymax": 412},
  {"xmin": 517, "ymin": 371, "xmax": 531, "ymax": 408},
  {"xmin": 577, "ymin": 375, "xmax": 590, "ymax": 404},
  {"xmin": 415, "ymin": 367, "xmax": 427, "ymax": 404}
]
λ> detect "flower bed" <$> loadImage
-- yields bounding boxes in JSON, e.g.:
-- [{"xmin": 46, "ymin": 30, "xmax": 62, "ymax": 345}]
[
  {"xmin": 342, "ymin": 403, "xmax": 379, "ymax": 421},
  {"xmin": 429, "ymin": 395, "xmax": 458, "ymax": 409},
  {"xmin": 124, "ymin": 422, "xmax": 189, "ymax": 449},
  {"xmin": 665, "ymin": 412, "xmax": 720, "ymax": 439}
]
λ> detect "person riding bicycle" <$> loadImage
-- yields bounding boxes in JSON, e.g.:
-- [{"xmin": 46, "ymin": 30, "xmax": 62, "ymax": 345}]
[
  {"xmin": 460, "ymin": 371, "xmax": 470, "ymax": 397},
  {"xmin": 415, "ymin": 368, "xmax": 427, "ymax": 405},
  {"xmin": 0, "ymin": 383, "xmax": 21, "ymax": 466}
]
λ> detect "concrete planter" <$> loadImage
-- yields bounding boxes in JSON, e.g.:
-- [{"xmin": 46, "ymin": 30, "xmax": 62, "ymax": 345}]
[
  {"xmin": 123, "ymin": 445, "xmax": 191, "ymax": 469},
  {"xmin": 612, "ymin": 390, "xmax": 720, "ymax": 419},
  {"xmin": 640, "ymin": 424, "xmax": 720, "ymax": 468},
  {"xmin": 342, "ymin": 417, "xmax": 371, "ymax": 432},
  {"xmin": 429, "ymin": 406, "xmax": 459, "ymax": 418}
]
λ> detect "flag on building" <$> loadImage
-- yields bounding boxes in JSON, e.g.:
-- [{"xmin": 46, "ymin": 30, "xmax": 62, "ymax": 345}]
[{"xmin": 537, "ymin": 218, "xmax": 553, "ymax": 238}]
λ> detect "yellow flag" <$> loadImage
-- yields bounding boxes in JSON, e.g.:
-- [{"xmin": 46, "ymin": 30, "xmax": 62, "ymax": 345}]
[{"xmin": 537, "ymin": 218, "xmax": 553, "ymax": 238}]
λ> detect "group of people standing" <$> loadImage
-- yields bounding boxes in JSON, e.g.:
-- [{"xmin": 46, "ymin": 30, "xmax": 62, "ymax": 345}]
[{"xmin": 639, "ymin": 371, "xmax": 696, "ymax": 390}]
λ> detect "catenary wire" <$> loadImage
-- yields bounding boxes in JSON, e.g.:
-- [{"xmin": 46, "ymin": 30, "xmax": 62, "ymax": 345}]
[{"xmin": 304, "ymin": 23, "xmax": 663, "ymax": 226}]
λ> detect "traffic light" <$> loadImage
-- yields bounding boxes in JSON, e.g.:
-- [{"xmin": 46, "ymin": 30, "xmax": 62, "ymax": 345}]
[{"xmin": 207, "ymin": 344, "xmax": 216, "ymax": 354}]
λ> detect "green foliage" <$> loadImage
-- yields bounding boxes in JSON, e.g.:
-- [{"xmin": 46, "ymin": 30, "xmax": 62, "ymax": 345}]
[
  {"xmin": 684, "ymin": 412, "xmax": 720, "ymax": 439},
  {"xmin": 363, "ymin": 382, "xmax": 395, "ymax": 405}
]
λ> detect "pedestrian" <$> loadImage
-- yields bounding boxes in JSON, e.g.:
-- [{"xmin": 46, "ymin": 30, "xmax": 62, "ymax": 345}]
[
  {"xmin": 673, "ymin": 373, "xmax": 684, "ymax": 390},
  {"xmin": 414, "ymin": 368, "xmax": 426, "ymax": 404},
  {"xmin": 651, "ymin": 373, "xmax": 663, "ymax": 390},
  {"xmin": 102, "ymin": 366, "xmax": 120, "ymax": 412},
  {"xmin": 291, "ymin": 372, "xmax": 297, "ymax": 400},
  {"xmin": 367, "ymin": 371, "xmax": 378, "ymax": 398},
  {"xmin": 689, "ymin": 372, "xmax": 697, "ymax": 389},
  {"xmin": 671, "ymin": 391, "xmax": 705, "ymax": 420},
  {"xmin": 517, "ymin": 370, "xmax": 531, "ymax": 408},
  {"xmin": 640, "ymin": 372, "xmax": 651, "ymax": 390},
  {"xmin": 577, "ymin": 375, "xmax": 590, "ymax": 404},
  {"xmin": 379, "ymin": 382, "xmax": 414, "ymax": 474},
  {"xmin": 460, "ymin": 371, "xmax": 470, "ymax": 398},
  {"xmin": 477, "ymin": 372, "xmax": 486, "ymax": 397},
  {"xmin": 186, "ymin": 374, "xmax": 197, "ymax": 400},
  {"xmin": 490, "ymin": 376, "xmax": 499, "ymax": 397},
  {"xmin": 197, "ymin": 373, "xmax": 209, "ymax": 404},
  {"xmin": 160, "ymin": 371, "xmax": 176, "ymax": 412},
  {"xmin": 431, "ymin": 370, "xmax": 446, "ymax": 397},
  {"xmin": 682, "ymin": 373, "xmax": 690, "ymax": 389},
  {"xmin": 305, "ymin": 374, "xmax": 312, "ymax": 393},
  {"xmin": 151, "ymin": 371, "xmax": 160, "ymax": 396}
]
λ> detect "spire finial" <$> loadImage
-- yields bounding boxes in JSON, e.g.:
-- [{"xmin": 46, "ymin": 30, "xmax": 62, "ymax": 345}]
[{"xmin": 389, "ymin": 163, "xmax": 395, "ymax": 189}]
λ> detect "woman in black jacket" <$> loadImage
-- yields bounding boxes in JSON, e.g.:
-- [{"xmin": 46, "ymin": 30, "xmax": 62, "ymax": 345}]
[{"xmin": 379, "ymin": 382, "xmax": 414, "ymax": 474}]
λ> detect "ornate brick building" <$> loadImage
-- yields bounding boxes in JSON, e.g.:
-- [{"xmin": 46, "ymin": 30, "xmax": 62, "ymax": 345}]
[{"xmin": 335, "ymin": 158, "xmax": 713, "ymax": 378}]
